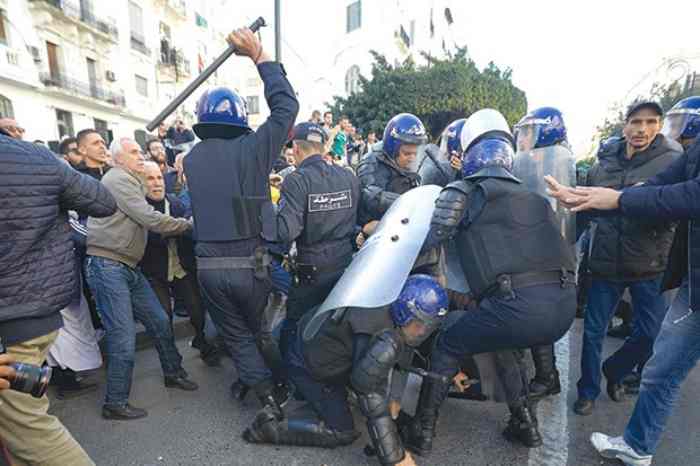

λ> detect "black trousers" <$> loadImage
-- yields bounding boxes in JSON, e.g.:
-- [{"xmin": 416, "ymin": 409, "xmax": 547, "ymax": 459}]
[
  {"xmin": 148, "ymin": 273, "xmax": 206, "ymax": 341},
  {"xmin": 434, "ymin": 283, "xmax": 576, "ymax": 405},
  {"xmin": 197, "ymin": 267, "xmax": 274, "ymax": 387}
]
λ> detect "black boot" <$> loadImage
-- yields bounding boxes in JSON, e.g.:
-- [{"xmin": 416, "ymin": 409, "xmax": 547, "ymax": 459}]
[
  {"xmin": 529, "ymin": 345, "xmax": 561, "ymax": 400},
  {"xmin": 243, "ymin": 410, "xmax": 359, "ymax": 447},
  {"xmin": 401, "ymin": 374, "xmax": 451, "ymax": 456},
  {"xmin": 502, "ymin": 401, "xmax": 542, "ymax": 448},
  {"xmin": 253, "ymin": 379, "xmax": 284, "ymax": 420}
]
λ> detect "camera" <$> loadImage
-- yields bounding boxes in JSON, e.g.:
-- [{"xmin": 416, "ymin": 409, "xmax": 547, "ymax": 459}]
[{"xmin": 0, "ymin": 338, "xmax": 52, "ymax": 398}]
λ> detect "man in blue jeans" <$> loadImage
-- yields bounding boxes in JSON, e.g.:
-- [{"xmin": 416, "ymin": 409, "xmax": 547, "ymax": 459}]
[
  {"xmin": 574, "ymin": 101, "xmax": 681, "ymax": 416},
  {"xmin": 86, "ymin": 137, "xmax": 198, "ymax": 420},
  {"xmin": 546, "ymin": 132, "xmax": 700, "ymax": 466}
]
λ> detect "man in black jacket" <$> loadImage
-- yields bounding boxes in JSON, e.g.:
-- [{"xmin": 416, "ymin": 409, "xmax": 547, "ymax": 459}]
[
  {"xmin": 0, "ymin": 133, "xmax": 116, "ymax": 465},
  {"xmin": 140, "ymin": 162, "xmax": 220, "ymax": 366},
  {"xmin": 574, "ymin": 101, "xmax": 682, "ymax": 416}
]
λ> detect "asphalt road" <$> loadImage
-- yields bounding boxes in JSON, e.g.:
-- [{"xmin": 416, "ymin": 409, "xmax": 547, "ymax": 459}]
[{"xmin": 51, "ymin": 319, "xmax": 700, "ymax": 466}]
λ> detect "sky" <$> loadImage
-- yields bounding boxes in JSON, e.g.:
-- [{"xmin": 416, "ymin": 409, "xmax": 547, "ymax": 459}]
[
  {"xmin": 218, "ymin": 0, "xmax": 700, "ymax": 157},
  {"xmin": 446, "ymin": 0, "xmax": 700, "ymax": 155}
]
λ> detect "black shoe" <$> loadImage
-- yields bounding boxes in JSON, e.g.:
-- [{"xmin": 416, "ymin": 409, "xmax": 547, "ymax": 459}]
[
  {"xmin": 502, "ymin": 403, "xmax": 543, "ymax": 448},
  {"xmin": 607, "ymin": 322, "xmax": 633, "ymax": 339},
  {"xmin": 102, "ymin": 403, "xmax": 148, "ymax": 420},
  {"xmin": 529, "ymin": 372, "xmax": 561, "ymax": 401},
  {"xmin": 231, "ymin": 380, "xmax": 250, "ymax": 401},
  {"xmin": 573, "ymin": 398, "xmax": 595, "ymax": 416},
  {"xmin": 622, "ymin": 373, "xmax": 641, "ymax": 395},
  {"xmin": 273, "ymin": 383, "xmax": 291, "ymax": 408},
  {"xmin": 164, "ymin": 375, "xmax": 199, "ymax": 391},
  {"xmin": 603, "ymin": 365, "xmax": 626, "ymax": 402},
  {"xmin": 199, "ymin": 343, "xmax": 222, "ymax": 367}
]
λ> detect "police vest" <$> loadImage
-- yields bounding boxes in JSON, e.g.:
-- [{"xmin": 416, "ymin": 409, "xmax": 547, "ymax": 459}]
[
  {"xmin": 294, "ymin": 159, "xmax": 359, "ymax": 264},
  {"xmin": 184, "ymin": 138, "xmax": 275, "ymax": 242},
  {"xmin": 301, "ymin": 307, "xmax": 394, "ymax": 384},
  {"xmin": 455, "ymin": 177, "xmax": 575, "ymax": 298}
]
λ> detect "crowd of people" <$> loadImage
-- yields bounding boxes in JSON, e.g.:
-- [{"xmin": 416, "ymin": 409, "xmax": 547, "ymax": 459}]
[{"xmin": 1, "ymin": 26, "xmax": 699, "ymax": 466}]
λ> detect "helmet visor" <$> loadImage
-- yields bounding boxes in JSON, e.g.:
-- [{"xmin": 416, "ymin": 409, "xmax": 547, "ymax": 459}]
[
  {"xmin": 662, "ymin": 112, "xmax": 692, "ymax": 142},
  {"xmin": 514, "ymin": 122, "xmax": 543, "ymax": 152},
  {"xmin": 400, "ymin": 301, "xmax": 447, "ymax": 347}
]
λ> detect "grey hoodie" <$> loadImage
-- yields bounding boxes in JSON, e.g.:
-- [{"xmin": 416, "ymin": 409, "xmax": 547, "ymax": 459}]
[{"xmin": 87, "ymin": 166, "xmax": 191, "ymax": 268}]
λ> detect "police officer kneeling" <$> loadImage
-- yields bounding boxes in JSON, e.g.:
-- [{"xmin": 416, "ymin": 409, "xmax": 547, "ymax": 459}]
[
  {"xmin": 403, "ymin": 109, "xmax": 576, "ymax": 453},
  {"xmin": 275, "ymin": 122, "xmax": 360, "ymax": 357},
  {"xmin": 184, "ymin": 28, "xmax": 299, "ymax": 410},
  {"xmin": 243, "ymin": 275, "xmax": 448, "ymax": 466}
]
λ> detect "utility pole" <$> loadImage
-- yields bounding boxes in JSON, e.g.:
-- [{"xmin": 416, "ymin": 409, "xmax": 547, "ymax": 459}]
[{"xmin": 274, "ymin": 0, "xmax": 281, "ymax": 62}]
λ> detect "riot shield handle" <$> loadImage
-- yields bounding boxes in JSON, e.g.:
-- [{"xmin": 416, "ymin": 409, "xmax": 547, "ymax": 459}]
[{"xmin": 146, "ymin": 16, "xmax": 267, "ymax": 132}]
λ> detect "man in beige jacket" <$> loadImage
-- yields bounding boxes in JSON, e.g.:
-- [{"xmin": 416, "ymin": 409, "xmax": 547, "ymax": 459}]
[{"xmin": 85, "ymin": 137, "xmax": 198, "ymax": 421}]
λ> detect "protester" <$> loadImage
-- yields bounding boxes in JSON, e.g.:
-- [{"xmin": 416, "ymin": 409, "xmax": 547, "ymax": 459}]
[
  {"xmin": 146, "ymin": 139, "xmax": 170, "ymax": 173},
  {"xmin": 0, "ymin": 118, "xmax": 24, "ymax": 140},
  {"xmin": 47, "ymin": 212, "xmax": 102, "ymax": 399},
  {"xmin": 546, "ymin": 134, "xmax": 700, "ymax": 466},
  {"xmin": 59, "ymin": 137, "xmax": 82, "ymax": 167},
  {"xmin": 573, "ymin": 101, "xmax": 682, "ymax": 416},
  {"xmin": 75, "ymin": 128, "xmax": 111, "ymax": 180},
  {"xmin": 85, "ymin": 137, "xmax": 197, "ymax": 421},
  {"xmin": 0, "ymin": 131, "xmax": 116, "ymax": 465},
  {"xmin": 140, "ymin": 162, "xmax": 220, "ymax": 367}
]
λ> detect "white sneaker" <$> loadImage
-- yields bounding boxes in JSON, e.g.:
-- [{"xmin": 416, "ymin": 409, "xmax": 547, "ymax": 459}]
[{"xmin": 590, "ymin": 433, "xmax": 653, "ymax": 466}]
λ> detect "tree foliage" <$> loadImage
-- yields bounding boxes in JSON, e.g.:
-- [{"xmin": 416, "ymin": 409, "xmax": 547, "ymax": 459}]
[
  {"xmin": 328, "ymin": 48, "xmax": 528, "ymax": 140},
  {"xmin": 596, "ymin": 79, "xmax": 698, "ymax": 141}
]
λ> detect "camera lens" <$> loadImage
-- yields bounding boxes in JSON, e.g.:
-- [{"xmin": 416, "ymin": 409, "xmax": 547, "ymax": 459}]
[{"xmin": 11, "ymin": 363, "xmax": 52, "ymax": 398}]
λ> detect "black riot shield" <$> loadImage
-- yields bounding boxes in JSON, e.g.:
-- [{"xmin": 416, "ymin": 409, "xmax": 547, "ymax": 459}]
[
  {"xmin": 512, "ymin": 144, "xmax": 576, "ymax": 243},
  {"xmin": 303, "ymin": 185, "xmax": 443, "ymax": 341}
]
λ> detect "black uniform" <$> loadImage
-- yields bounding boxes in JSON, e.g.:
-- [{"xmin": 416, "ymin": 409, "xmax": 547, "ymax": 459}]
[
  {"xmin": 356, "ymin": 146, "xmax": 420, "ymax": 225},
  {"xmin": 184, "ymin": 62, "xmax": 299, "ymax": 399},
  {"xmin": 275, "ymin": 154, "xmax": 360, "ymax": 359},
  {"xmin": 404, "ymin": 166, "xmax": 576, "ymax": 453},
  {"xmin": 245, "ymin": 308, "xmax": 411, "ymax": 466}
]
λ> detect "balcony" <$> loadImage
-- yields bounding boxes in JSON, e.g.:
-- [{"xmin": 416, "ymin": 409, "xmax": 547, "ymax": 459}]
[
  {"xmin": 158, "ymin": 45, "xmax": 191, "ymax": 79},
  {"xmin": 40, "ymin": 71, "xmax": 126, "ymax": 107},
  {"xmin": 29, "ymin": 0, "xmax": 119, "ymax": 43},
  {"xmin": 130, "ymin": 33, "xmax": 151, "ymax": 57}
]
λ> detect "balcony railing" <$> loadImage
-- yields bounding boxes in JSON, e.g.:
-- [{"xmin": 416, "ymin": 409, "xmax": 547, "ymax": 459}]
[
  {"xmin": 40, "ymin": 72, "xmax": 126, "ymax": 107},
  {"xmin": 131, "ymin": 34, "xmax": 151, "ymax": 57},
  {"xmin": 29, "ymin": 0, "xmax": 119, "ymax": 41}
]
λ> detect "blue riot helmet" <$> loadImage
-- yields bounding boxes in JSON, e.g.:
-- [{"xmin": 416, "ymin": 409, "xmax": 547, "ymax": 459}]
[
  {"xmin": 514, "ymin": 107, "xmax": 567, "ymax": 152},
  {"xmin": 193, "ymin": 87, "xmax": 252, "ymax": 139},
  {"xmin": 663, "ymin": 96, "xmax": 700, "ymax": 146},
  {"xmin": 390, "ymin": 274, "xmax": 449, "ymax": 347},
  {"xmin": 382, "ymin": 113, "xmax": 429, "ymax": 159},
  {"xmin": 439, "ymin": 118, "xmax": 467, "ymax": 155},
  {"xmin": 460, "ymin": 109, "xmax": 515, "ymax": 178}
]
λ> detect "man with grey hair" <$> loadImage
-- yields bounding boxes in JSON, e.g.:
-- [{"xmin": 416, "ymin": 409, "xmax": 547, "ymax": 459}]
[{"xmin": 85, "ymin": 137, "xmax": 198, "ymax": 421}]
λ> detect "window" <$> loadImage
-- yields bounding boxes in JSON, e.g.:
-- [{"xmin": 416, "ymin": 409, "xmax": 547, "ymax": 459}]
[
  {"xmin": 94, "ymin": 118, "xmax": 108, "ymax": 134},
  {"xmin": 346, "ymin": 1, "xmax": 361, "ymax": 33},
  {"xmin": 0, "ymin": 95, "xmax": 14, "ymax": 119},
  {"xmin": 409, "ymin": 20, "xmax": 415, "ymax": 47},
  {"xmin": 56, "ymin": 109, "xmax": 74, "ymax": 139},
  {"xmin": 135, "ymin": 75, "xmax": 148, "ymax": 97},
  {"xmin": 129, "ymin": 2, "xmax": 145, "ymax": 46},
  {"xmin": 0, "ymin": 9, "xmax": 8, "ymax": 45},
  {"xmin": 246, "ymin": 96, "xmax": 259, "ymax": 115},
  {"xmin": 345, "ymin": 65, "xmax": 360, "ymax": 95},
  {"xmin": 159, "ymin": 22, "xmax": 171, "ymax": 40}
]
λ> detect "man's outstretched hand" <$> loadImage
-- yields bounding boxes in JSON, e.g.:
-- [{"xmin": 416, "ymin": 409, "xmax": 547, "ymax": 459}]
[{"xmin": 544, "ymin": 175, "xmax": 621, "ymax": 212}]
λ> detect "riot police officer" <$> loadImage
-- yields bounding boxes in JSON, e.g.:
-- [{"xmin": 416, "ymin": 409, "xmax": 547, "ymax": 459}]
[
  {"xmin": 663, "ymin": 95, "xmax": 700, "ymax": 148},
  {"xmin": 356, "ymin": 113, "xmax": 427, "ymax": 226},
  {"xmin": 415, "ymin": 118, "xmax": 465, "ymax": 187},
  {"xmin": 183, "ymin": 28, "xmax": 299, "ymax": 410},
  {"xmin": 402, "ymin": 109, "xmax": 576, "ymax": 452},
  {"xmin": 243, "ymin": 274, "xmax": 448, "ymax": 466},
  {"xmin": 274, "ymin": 122, "xmax": 360, "ymax": 359},
  {"xmin": 513, "ymin": 106, "xmax": 576, "ymax": 400}
]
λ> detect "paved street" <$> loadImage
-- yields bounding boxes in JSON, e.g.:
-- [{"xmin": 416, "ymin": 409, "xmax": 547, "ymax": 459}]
[{"xmin": 51, "ymin": 319, "xmax": 700, "ymax": 466}]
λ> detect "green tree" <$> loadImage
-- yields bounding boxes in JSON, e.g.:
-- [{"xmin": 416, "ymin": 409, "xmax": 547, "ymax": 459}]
[{"xmin": 328, "ymin": 48, "xmax": 528, "ymax": 140}]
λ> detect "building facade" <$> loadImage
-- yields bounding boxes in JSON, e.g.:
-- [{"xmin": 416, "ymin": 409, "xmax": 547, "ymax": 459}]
[{"xmin": 0, "ymin": 0, "xmax": 265, "ymax": 148}]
